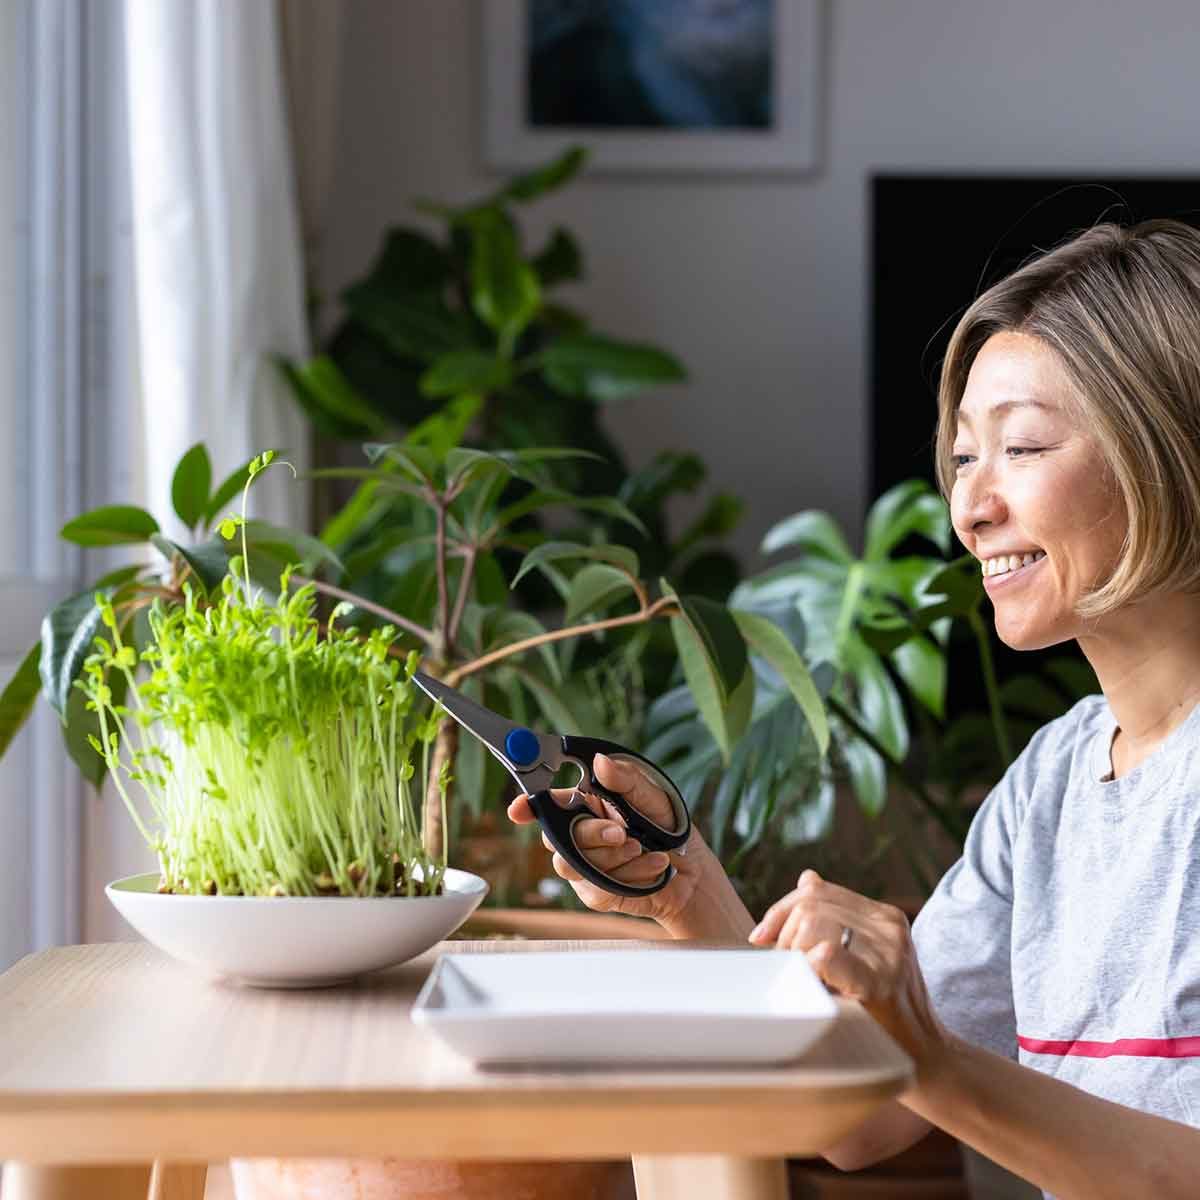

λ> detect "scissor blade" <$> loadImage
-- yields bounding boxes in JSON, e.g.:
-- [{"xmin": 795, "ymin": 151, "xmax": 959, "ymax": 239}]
[{"xmin": 410, "ymin": 670, "xmax": 527, "ymax": 779}]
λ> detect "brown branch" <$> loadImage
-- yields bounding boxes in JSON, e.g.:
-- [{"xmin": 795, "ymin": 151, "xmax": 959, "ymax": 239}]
[
  {"xmin": 434, "ymin": 499, "xmax": 450, "ymax": 658},
  {"xmin": 290, "ymin": 573, "xmax": 435, "ymax": 645},
  {"xmin": 447, "ymin": 547, "xmax": 477, "ymax": 651},
  {"xmin": 446, "ymin": 596, "xmax": 679, "ymax": 687}
]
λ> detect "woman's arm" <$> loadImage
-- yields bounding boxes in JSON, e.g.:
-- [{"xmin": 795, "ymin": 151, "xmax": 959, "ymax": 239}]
[
  {"xmin": 751, "ymin": 870, "xmax": 1200, "ymax": 1197},
  {"xmin": 904, "ymin": 1034, "xmax": 1200, "ymax": 1199}
]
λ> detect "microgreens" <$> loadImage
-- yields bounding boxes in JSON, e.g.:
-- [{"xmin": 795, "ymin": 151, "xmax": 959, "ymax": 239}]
[{"xmin": 78, "ymin": 452, "xmax": 448, "ymax": 898}]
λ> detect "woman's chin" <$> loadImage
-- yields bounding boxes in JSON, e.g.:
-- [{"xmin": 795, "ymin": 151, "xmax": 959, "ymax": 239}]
[{"xmin": 992, "ymin": 616, "xmax": 1073, "ymax": 653}]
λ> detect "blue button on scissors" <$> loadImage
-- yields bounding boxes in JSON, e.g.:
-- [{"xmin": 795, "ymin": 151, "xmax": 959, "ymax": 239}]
[{"xmin": 411, "ymin": 671, "xmax": 691, "ymax": 897}]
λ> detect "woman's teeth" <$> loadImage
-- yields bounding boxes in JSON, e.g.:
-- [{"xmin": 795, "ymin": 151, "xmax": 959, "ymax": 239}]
[{"xmin": 982, "ymin": 550, "xmax": 1045, "ymax": 578}]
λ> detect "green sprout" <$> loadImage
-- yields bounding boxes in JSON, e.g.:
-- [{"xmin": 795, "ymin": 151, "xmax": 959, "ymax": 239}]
[{"xmin": 77, "ymin": 451, "xmax": 447, "ymax": 898}]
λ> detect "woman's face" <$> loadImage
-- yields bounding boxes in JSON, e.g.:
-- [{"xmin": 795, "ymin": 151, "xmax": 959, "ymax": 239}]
[{"xmin": 949, "ymin": 331, "xmax": 1127, "ymax": 650}]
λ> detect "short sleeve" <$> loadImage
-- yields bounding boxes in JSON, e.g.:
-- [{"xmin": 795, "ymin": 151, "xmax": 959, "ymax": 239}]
[{"xmin": 911, "ymin": 775, "xmax": 1022, "ymax": 1060}]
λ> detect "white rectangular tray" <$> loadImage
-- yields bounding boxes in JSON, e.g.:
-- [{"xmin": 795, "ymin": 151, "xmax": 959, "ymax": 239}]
[{"xmin": 411, "ymin": 949, "xmax": 838, "ymax": 1066}]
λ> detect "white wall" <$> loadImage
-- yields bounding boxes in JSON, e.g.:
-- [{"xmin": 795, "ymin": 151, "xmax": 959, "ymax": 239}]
[{"xmin": 320, "ymin": 0, "xmax": 1200, "ymax": 568}]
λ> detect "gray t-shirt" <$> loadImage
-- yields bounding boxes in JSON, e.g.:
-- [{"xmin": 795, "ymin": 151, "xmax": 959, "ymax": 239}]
[{"xmin": 912, "ymin": 693, "xmax": 1200, "ymax": 1190}]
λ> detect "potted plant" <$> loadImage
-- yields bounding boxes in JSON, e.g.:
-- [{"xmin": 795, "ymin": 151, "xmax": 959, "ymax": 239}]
[{"xmin": 0, "ymin": 438, "xmax": 827, "ymax": 1200}]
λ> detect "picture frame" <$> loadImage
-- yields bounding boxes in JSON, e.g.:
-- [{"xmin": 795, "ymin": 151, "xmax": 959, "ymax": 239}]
[{"xmin": 481, "ymin": 0, "xmax": 822, "ymax": 175}]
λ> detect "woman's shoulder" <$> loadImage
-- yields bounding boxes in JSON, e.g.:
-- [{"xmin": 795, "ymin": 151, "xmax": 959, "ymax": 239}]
[{"xmin": 993, "ymin": 692, "xmax": 1110, "ymax": 815}]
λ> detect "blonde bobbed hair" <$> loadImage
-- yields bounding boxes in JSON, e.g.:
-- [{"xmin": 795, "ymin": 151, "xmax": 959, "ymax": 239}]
[{"xmin": 934, "ymin": 219, "xmax": 1200, "ymax": 621}]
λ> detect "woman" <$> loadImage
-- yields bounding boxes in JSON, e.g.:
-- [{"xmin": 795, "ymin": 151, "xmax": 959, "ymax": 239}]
[{"xmin": 509, "ymin": 219, "xmax": 1200, "ymax": 1198}]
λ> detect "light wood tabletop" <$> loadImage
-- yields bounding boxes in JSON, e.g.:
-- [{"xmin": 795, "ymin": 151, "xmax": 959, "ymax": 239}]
[{"xmin": 0, "ymin": 939, "xmax": 912, "ymax": 1200}]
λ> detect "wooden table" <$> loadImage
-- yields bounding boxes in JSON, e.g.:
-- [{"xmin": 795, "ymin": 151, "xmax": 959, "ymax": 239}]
[{"xmin": 0, "ymin": 940, "xmax": 912, "ymax": 1200}]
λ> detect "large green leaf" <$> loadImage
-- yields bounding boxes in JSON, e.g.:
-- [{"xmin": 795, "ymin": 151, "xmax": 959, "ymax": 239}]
[
  {"xmin": 277, "ymin": 356, "xmax": 386, "ymax": 439},
  {"xmin": 761, "ymin": 510, "xmax": 853, "ymax": 562},
  {"xmin": 511, "ymin": 541, "xmax": 639, "ymax": 589},
  {"xmin": 669, "ymin": 589, "xmax": 747, "ymax": 699},
  {"xmin": 343, "ymin": 282, "xmax": 469, "ymax": 362},
  {"xmin": 724, "ymin": 665, "xmax": 756, "ymax": 749},
  {"xmin": 468, "ymin": 211, "xmax": 541, "ymax": 349},
  {"xmin": 364, "ymin": 226, "xmax": 451, "ymax": 293},
  {"xmin": 500, "ymin": 146, "xmax": 588, "ymax": 202},
  {"xmin": 538, "ymin": 334, "xmax": 686, "ymax": 401},
  {"xmin": 0, "ymin": 643, "xmax": 43, "ymax": 758},
  {"xmin": 564, "ymin": 563, "xmax": 637, "ymax": 624},
  {"xmin": 840, "ymin": 734, "xmax": 887, "ymax": 818},
  {"xmin": 531, "ymin": 228, "xmax": 583, "ymax": 287},
  {"xmin": 890, "ymin": 633, "xmax": 946, "ymax": 720},
  {"xmin": 731, "ymin": 610, "xmax": 829, "ymax": 754},
  {"xmin": 59, "ymin": 505, "xmax": 159, "ymax": 547},
  {"xmin": 845, "ymin": 640, "xmax": 908, "ymax": 762},
  {"xmin": 864, "ymin": 479, "xmax": 951, "ymax": 561},
  {"xmin": 420, "ymin": 350, "xmax": 513, "ymax": 399},
  {"xmin": 170, "ymin": 443, "xmax": 212, "ymax": 530},
  {"xmin": 149, "ymin": 535, "xmax": 231, "ymax": 595},
  {"xmin": 669, "ymin": 614, "xmax": 731, "ymax": 762},
  {"xmin": 40, "ymin": 590, "xmax": 111, "ymax": 718}
]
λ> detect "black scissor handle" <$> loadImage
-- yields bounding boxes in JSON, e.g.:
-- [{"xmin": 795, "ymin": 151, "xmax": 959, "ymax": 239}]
[
  {"xmin": 528, "ymin": 789, "xmax": 676, "ymax": 898},
  {"xmin": 526, "ymin": 737, "xmax": 691, "ymax": 898},
  {"xmin": 558, "ymin": 736, "xmax": 691, "ymax": 853}
]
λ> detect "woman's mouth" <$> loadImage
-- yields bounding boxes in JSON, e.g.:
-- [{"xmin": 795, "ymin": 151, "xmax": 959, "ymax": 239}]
[{"xmin": 981, "ymin": 549, "xmax": 1046, "ymax": 592}]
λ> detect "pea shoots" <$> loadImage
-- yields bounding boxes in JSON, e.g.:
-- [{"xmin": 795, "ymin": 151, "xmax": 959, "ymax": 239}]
[{"xmin": 80, "ymin": 453, "xmax": 448, "ymax": 898}]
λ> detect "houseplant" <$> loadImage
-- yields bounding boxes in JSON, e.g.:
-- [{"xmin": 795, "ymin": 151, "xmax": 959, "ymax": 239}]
[{"xmin": 278, "ymin": 144, "xmax": 739, "ymax": 605}]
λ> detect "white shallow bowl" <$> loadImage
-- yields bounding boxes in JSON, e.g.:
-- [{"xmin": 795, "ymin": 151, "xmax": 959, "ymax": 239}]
[
  {"xmin": 106, "ymin": 869, "xmax": 488, "ymax": 988},
  {"xmin": 411, "ymin": 948, "xmax": 838, "ymax": 1066}
]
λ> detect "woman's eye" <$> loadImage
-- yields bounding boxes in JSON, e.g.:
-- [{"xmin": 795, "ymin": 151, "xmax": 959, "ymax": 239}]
[
  {"xmin": 1006, "ymin": 445, "xmax": 1040, "ymax": 457},
  {"xmin": 951, "ymin": 454, "xmax": 974, "ymax": 469}
]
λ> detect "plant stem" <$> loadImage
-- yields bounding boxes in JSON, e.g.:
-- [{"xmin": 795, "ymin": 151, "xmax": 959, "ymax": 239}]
[
  {"xmin": 447, "ymin": 547, "xmax": 477, "ymax": 649},
  {"xmin": 434, "ymin": 497, "xmax": 450, "ymax": 659},
  {"xmin": 826, "ymin": 694, "xmax": 968, "ymax": 845},
  {"xmin": 424, "ymin": 717, "xmax": 458, "ymax": 860},
  {"xmin": 446, "ymin": 596, "xmax": 679, "ymax": 687},
  {"xmin": 968, "ymin": 609, "xmax": 1013, "ymax": 764},
  {"xmin": 290, "ymin": 573, "xmax": 435, "ymax": 645}
]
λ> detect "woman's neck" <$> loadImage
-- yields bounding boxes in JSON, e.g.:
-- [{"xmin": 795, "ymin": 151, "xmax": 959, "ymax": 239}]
[{"xmin": 1079, "ymin": 593, "xmax": 1200, "ymax": 775}]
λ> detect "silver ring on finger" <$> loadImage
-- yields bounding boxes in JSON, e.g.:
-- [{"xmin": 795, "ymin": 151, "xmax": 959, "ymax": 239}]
[{"xmin": 840, "ymin": 925, "xmax": 854, "ymax": 951}]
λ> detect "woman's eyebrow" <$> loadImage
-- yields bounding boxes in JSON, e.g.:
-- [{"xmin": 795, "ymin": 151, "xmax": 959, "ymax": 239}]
[{"xmin": 956, "ymin": 398, "xmax": 1056, "ymax": 429}]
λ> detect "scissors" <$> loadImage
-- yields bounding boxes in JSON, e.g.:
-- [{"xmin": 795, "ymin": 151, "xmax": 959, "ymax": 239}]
[{"xmin": 411, "ymin": 671, "xmax": 691, "ymax": 897}]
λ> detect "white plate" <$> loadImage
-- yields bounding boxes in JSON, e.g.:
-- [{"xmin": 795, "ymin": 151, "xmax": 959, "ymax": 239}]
[
  {"xmin": 411, "ymin": 949, "xmax": 838, "ymax": 1066},
  {"xmin": 106, "ymin": 869, "xmax": 488, "ymax": 988}
]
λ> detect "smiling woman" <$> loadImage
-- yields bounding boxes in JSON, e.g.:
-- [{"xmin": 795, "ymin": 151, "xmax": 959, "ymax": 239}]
[{"xmin": 511, "ymin": 220, "xmax": 1200, "ymax": 1199}]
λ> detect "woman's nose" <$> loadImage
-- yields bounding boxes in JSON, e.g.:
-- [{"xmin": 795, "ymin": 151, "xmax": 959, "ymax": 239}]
[{"xmin": 952, "ymin": 465, "xmax": 1007, "ymax": 537}]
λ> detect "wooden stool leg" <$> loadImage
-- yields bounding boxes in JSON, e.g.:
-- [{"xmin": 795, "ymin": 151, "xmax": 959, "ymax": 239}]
[
  {"xmin": 2, "ymin": 1164, "xmax": 153, "ymax": 1200},
  {"xmin": 148, "ymin": 1163, "xmax": 208, "ymax": 1200},
  {"xmin": 632, "ymin": 1155, "xmax": 788, "ymax": 1200}
]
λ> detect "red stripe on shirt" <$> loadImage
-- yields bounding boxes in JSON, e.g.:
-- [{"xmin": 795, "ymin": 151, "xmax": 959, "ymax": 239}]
[{"xmin": 1018, "ymin": 1035, "xmax": 1200, "ymax": 1059}]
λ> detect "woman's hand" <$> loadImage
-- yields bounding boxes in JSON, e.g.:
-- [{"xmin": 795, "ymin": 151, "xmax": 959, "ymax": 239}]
[
  {"xmin": 506, "ymin": 752, "xmax": 714, "ymax": 927},
  {"xmin": 749, "ymin": 869, "xmax": 951, "ymax": 1076}
]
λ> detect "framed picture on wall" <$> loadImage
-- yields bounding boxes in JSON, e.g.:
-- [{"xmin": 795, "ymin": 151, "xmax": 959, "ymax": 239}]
[{"xmin": 481, "ymin": 0, "xmax": 822, "ymax": 174}]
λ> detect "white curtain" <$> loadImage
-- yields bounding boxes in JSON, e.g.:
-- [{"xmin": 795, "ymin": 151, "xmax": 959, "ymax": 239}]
[
  {"xmin": 123, "ymin": 0, "xmax": 311, "ymax": 537},
  {"xmin": 0, "ymin": 0, "xmax": 318, "ymax": 959}
]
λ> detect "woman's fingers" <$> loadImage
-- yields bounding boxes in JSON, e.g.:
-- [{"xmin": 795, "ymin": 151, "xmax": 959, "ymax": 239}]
[
  {"xmin": 592, "ymin": 753, "xmax": 675, "ymax": 827},
  {"xmin": 551, "ymin": 846, "xmax": 671, "ymax": 886}
]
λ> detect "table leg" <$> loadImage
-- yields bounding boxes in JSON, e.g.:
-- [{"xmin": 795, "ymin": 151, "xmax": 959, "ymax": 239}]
[
  {"xmin": 2, "ymin": 1165, "xmax": 152, "ymax": 1200},
  {"xmin": 631, "ymin": 1155, "xmax": 788, "ymax": 1200},
  {"xmin": 148, "ymin": 1163, "xmax": 208, "ymax": 1200}
]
